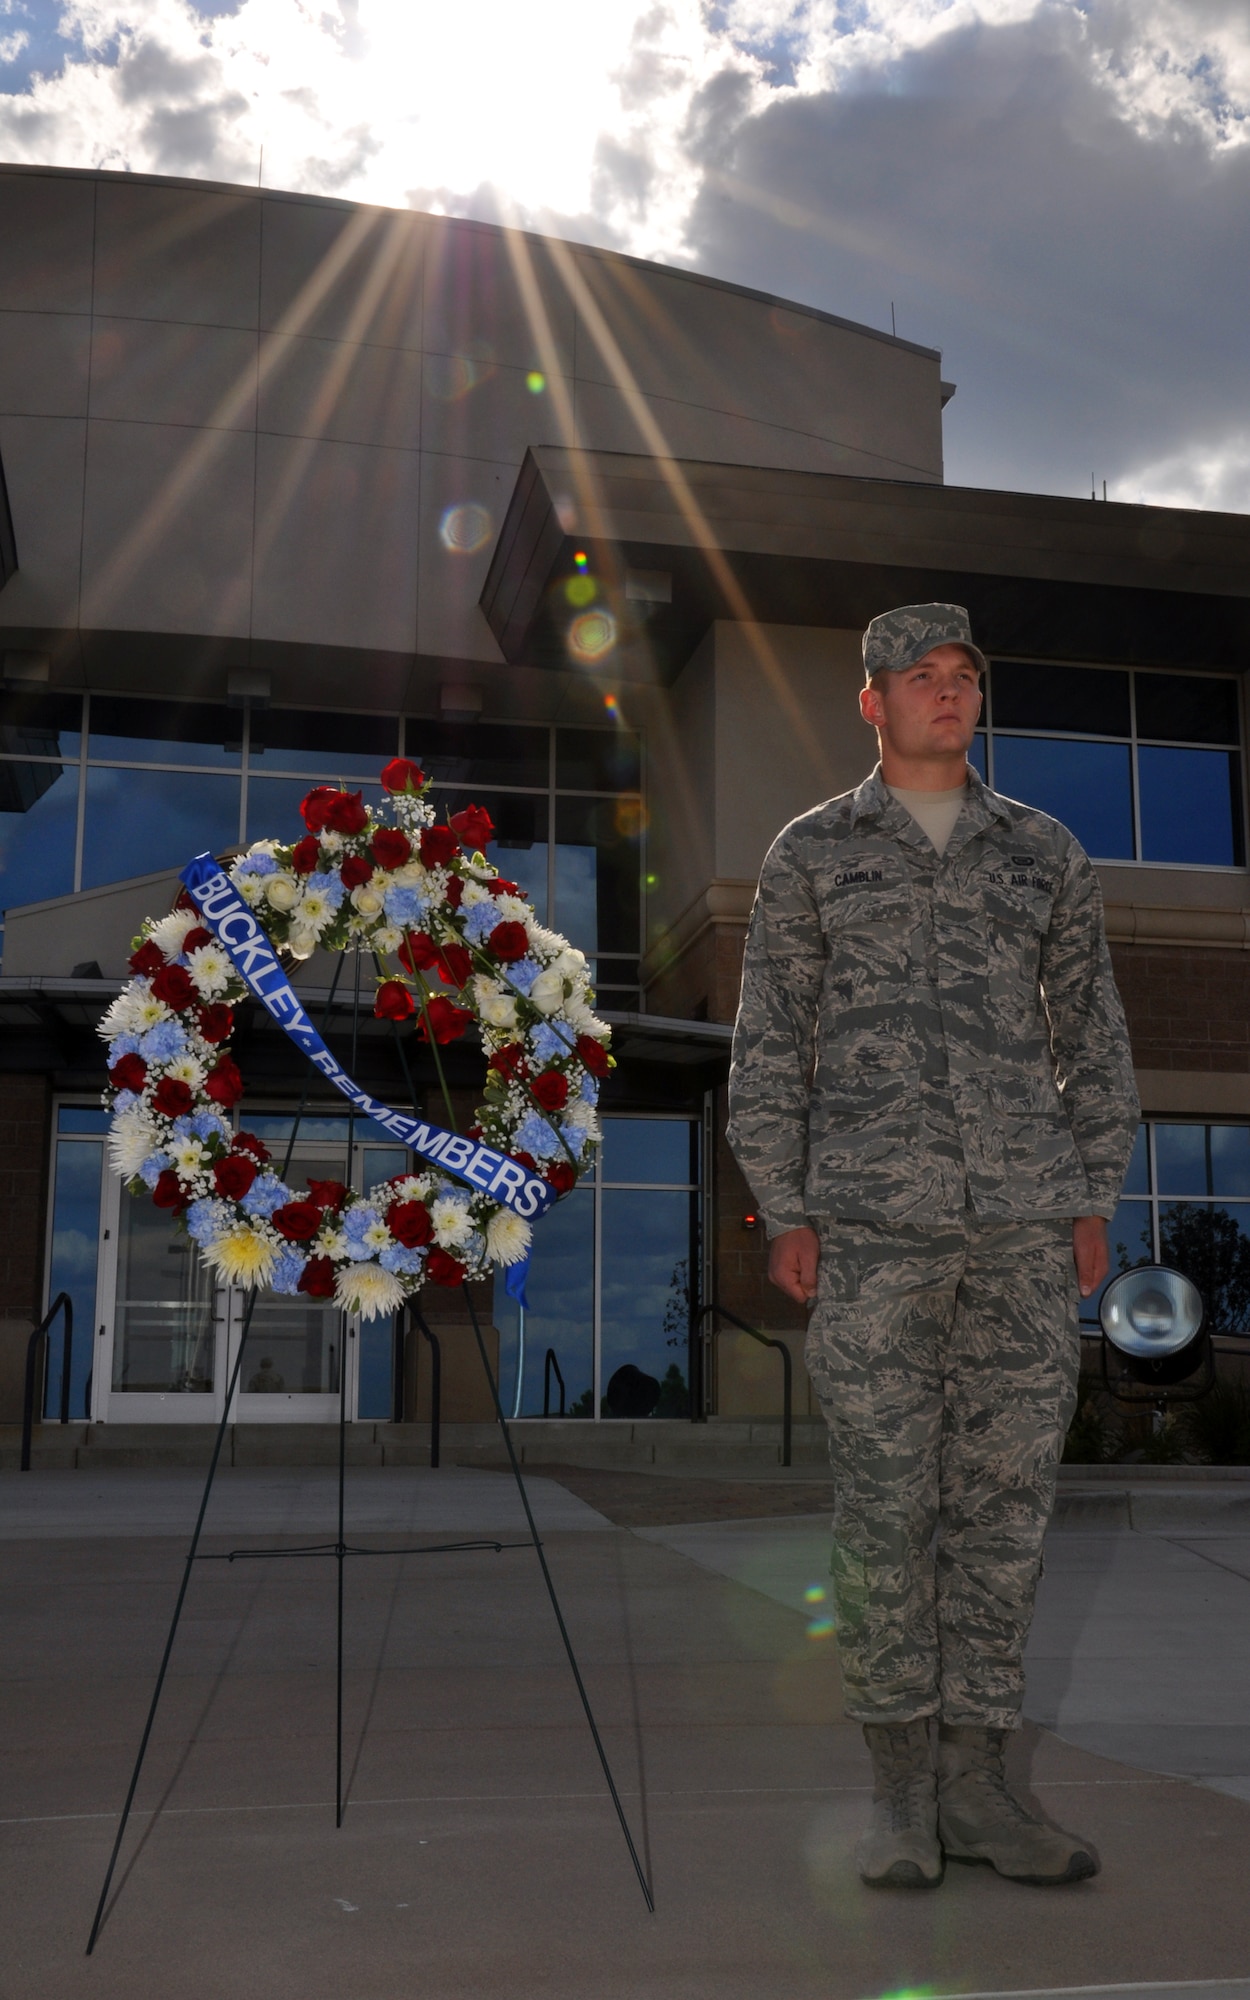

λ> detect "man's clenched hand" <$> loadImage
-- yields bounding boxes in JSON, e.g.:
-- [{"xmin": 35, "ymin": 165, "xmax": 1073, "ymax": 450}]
[{"xmin": 768, "ymin": 1225, "xmax": 821, "ymax": 1306}]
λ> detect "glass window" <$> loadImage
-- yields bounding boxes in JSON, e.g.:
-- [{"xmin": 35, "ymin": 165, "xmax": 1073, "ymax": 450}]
[
  {"xmin": 111, "ymin": 1189, "xmax": 216, "ymax": 1393},
  {"xmin": 991, "ymin": 662, "xmax": 1130, "ymax": 737},
  {"xmin": 0, "ymin": 689, "xmax": 83, "ymax": 753},
  {"xmin": 556, "ymin": 727, "xmax": 642, "ymax": 792},
  {"xmin": 82, "ymin": 767, "xmax": 241, "ymax": 889},
  {"xmin": 250, "ymin": 708, "xmax": 398, "ymax": 772},
  {"xmin": 425, "ymin": 787, "xmax": 550, "ymax": 920},
  {"xmin": 1158, "ymin": 1201, "xmax": 1250, "ymax": 1334},
  {"xmin": 968, "ymin": 733, "xmax": 987, "ymax": 781},
  {"xmin": 1138, "ymin": 747, "xmax": 1243, "ymax": 867},
  {"xmin": 43, "ymin": 1136, "xmax": 103, "ymax": 1421},
  {"xmin": 242, "ymin": 1112, "xmax": 398, "ymax": 1146},
  {"xmin": 88, "ymin": 697, "xmax": 241, "ymax": 767},
  {"xmin": 58, "ymin": 1107, "xmax": 111, "ymax": 1135},
  {"xmin": 1135, "ymin": 673, "xmax": 1239, "ymax": 746},
  {"xmin": 1121, "ymin": 1123, "xmax": 1150, "ymax": 1195},
  {"xmin": 555, "ymin": 796, "xmax": 641, "ymax": 956},
  {"xmin": 404, "ymin": 718, "xmax": 549, "ymax": 790},
  {"xmin": 246, "ymin": 776, "xmax": 386, "ymax": 848},
  {"xmin": 494, "ymin": 1188, "xmax": 595, "ymax": 1419},
  {"xmin": 601, "ymin": 1117, "xmax": 696, "ymax": 1185},
  {"xmin": 0, "ymin": 764, "xmax": 79, "ymax": 917},
  {"xmin": 991, "ymin": 738, "xmax": 1133, "ymax": 860},
  {"xmin": 1156, "ymin": 1122, "xmax": 1250, "ymax": 1198},
  {"xmin": 599, "ymin": 1189, "xmax": 693, "ymax": 1417}
]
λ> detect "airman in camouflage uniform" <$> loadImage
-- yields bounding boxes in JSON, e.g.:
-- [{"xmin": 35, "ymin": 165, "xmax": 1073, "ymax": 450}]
[{"xmin": 728, "ymin": 604, "xmax": 1139, "ymax": 1889}]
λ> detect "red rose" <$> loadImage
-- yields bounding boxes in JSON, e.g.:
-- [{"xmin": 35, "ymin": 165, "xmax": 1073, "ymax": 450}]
[
  {"xmin": 466, "ymin": 1124, "xmax": 483, "ymax": 1140},
  {"xmin": 182, "ymin": 926, "xmax": 212, "ymax": 955},
  {"xmin": 486, "ymin": 878, "xmax": 520, "ymax": 897},
  {"xmin": 489, "ymin": 1044, "xmax": 529, "ymax": 1083},
  {"xmin": 197, "ymin": 1003, "xmax": 234, "ymax": 1044},
  {"xmin": 272, "ymin": 1199, "xmax": 323, "ymax": 1242},
  {"xmin": 381, "ymin": 757, "xmax": 425, "ymax": 795},
  {"xmin": 370, "ymin": 826, "xmax": 411, "ymax": 870},
  {"xmin": 291, "ymin": 835, "xmax": 320, "ymax": 874},
  {"xmin": 419, "ymin": 824, "xmax": 458, "ymax": 868},
  {"xmin": 418, "ymin": 996, "xmax": 473, "ymax": 1045},
  {"xmin": 129, "ymin": 939, "xmax": 165, "ymax": 976},
  {"xmin": 445, "ymin": 875, "xmax": 463, "ymax": 909},
  {"xmin": 301, "ymin": 785, "xmax": 340, "ymax": 833},
  {"xmin": 340, "ymin": 853, "xmax": 373, "ymax": 890},
  {"xmin": 546, "ymin": 1161, "xmax": 577, "ymax": 1194},
  {"xmin": 374, "ymin": 980, "xmax": 415, "ymax": 1022},
  {"xmin": 151, "ymin": 962, "xmax": 197, "ymax": 1012},
  {"xmin": 174, "ymin": 888, "xmax": 197, "ymax": 913},
  {"xmin": 450, "ymin": 803, "xmax": 495, "ymax": 850},
  {"xmin": 398, "ymin": 931, "xmax": 438, "ymax": 973},
  {"xmin": 298, "ymin": 1256, "xmax": 337, "ymax": 1299},
  {"xmin": 235, "ymin": 1130, "xmax": 270, "ymax": 1163},
  {"xmin": 204, "ymin": 1057, "xmax": 244, "ymax": 1107},
  {"xmin": 388, "ymin": 1200, "xmax": 433, "ymax": 1247},
  {"xmin": 306, "ymin": 1179, "xmax": 348, "ymax": 1211},
  {"xmin": 487, "ymin": 921, "xmax": 529, "ymax": 963},
  {"xmin": 152, "ymin": 1076, "xmax": 194, "ymax": 1118},
  {"xmin": 530, "ymin": 1070, "xmax": 569, "ymax": 1113},
  {"xmin": 213, "ymin": 1154, "xmax": 259, "ymax": 1200},
  {"xmin": 152, "ymin": 1169, "xmax": 190, "ymax": 1213},
  {"xmin": 511, "ymin": 1151, "xmax": 538, "ymax": 1172},
  {"xmin": 109, "ymin": 1052, "xmax": 147, "ymax": 1093},
  {"xmin": 576, "ymin": 1034, "xmax": 610, "ymax": 1078},
  {"xmin": 426, "ymin": 1247, "xmax": 466, "ymax": 1287},
  {"xmin": 434, "ymin": 942, "xmax": 472, "ymax": 988},
  {"xmin": 325, "ymin": 790, "xmax": 368, "ymax": 835}
]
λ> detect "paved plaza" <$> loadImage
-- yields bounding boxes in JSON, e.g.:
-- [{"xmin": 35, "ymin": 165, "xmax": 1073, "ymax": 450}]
[{"xmin": 3, "ymin": 1463, "xmax": 1250, "ymax": 2000}]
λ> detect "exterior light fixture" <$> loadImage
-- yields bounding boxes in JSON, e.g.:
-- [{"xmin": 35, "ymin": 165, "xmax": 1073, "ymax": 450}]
[
  {"xmin": 1098, "ymin": 1263, "xmax": 1212, "ymax": 1400},
  {"xmin": 743, "ymin": 1213, "xmax": 758, "ymax": 1231}
]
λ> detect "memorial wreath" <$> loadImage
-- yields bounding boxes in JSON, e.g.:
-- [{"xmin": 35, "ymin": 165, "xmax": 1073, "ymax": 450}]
[{"xmin": 99, "ymin": 756, "xmax": 612, "ymax": 1318}]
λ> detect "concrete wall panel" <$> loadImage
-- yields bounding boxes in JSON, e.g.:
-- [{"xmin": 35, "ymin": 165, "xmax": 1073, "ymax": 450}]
[
  {"xmin": 0, "ymin": 311, "xmax": 91, "ymax": 418},
  {"xmin": 0, "ymin": 414, "xmax": 86, "ymax": 628},
  {"xmin": 420, "ymin": 355, "xmax": 570, "ymax": 465},
  {"xmin": 88, "ymin": 317, "xmax": 258, "ymax": 430},
  {"xmin": 422, "ymin": 224, "xmax": 577, "ymax": 379},
  {"xmin": 80, "ymin": 418, "xmax": 255, "ymax": 635},
  {"xmin": 0, "ymin": 171, "xmax": 94, "ymax": 314},
  {"xmin": 259, "ymin": 199, "xmax": 424, "ymax": 350},
  {"xmin": 93, "ymin": 182, "xmax": 261, "ymax": 329},
  {"xmin": 252, "ymin": 433, "xmax": 419, "ymax": 652},
  {"xmin": 258, "ymin": 330, "xmax": 422, "ymax": 448}
]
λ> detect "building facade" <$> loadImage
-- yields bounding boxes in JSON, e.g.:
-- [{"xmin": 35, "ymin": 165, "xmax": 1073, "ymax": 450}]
[{"xmin": 2, "ymin": 162, "xmax": 1249, "ymax": 1439}]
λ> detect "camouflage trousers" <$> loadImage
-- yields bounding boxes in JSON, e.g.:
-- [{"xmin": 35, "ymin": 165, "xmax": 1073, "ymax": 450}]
[{"xmin": 805, "ymin": 1213, "xmax": 1080, "ymax": 1729}]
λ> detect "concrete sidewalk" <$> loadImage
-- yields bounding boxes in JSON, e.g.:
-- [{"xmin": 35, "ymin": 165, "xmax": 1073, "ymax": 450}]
[{"xmin": 3, "ymin": 1465, "xmax": 1250, "ymax": 1999}]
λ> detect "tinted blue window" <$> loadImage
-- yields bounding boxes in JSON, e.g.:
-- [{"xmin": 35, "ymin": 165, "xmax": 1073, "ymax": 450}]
[
  {"xmin": 0, "ymin": 763, "xmax": 78, "ymax": 918},
  {"xmin": 243, "ymin": 1113, "xmax": 397, "ymax": 1146},
  {"xmin": 1121, "ymin": 1124, "xmax": 1150, "ymax": 1195},
  {"xmin": 58, "ymin": 1107, "xmax": 111, "ymax": 1134},
  {"xmin": 599, "ymin": 1188, "xmax": 692, "ymax": 1416},
  {"xmin": 601, "ymin": 1118, "xmax": 696, "ymax": 1185},
  {"xmin": 991, "ymin": 737, "xmax": 1133, "ymax": 859},
  {"xmin": 246, "ymin": 776, "xmax": 387, "ymax": 848},
  {"xmin": 81, "ymin": 768, "xmax": 240, "ymax": 890},
  {"xmin": 1209, "ymin": 1126, "xmax": 1250, "ymax": 1198},
  {"xmin": 1158, "ymin": 1201, "xmax": 1250, "ymax": 1333},
  {"xmin": 494, "ymin": 1188, "xmax": 594, "ymax": 1418},
  {"xmin": 1138, "ymin": 747, "xmax": 1243, "ymax": 867},
  {"xmin": 968, "ymin": 734, "xmax": 987, "ymax": 781},
  {"xmin": 1155, "ymin": 1124, "xmax": 1211, "ymax": 1196}
]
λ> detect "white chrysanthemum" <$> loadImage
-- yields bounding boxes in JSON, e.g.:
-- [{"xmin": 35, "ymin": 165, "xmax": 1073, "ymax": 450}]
[
  {"xmin": 389, "ymin": 1174, "xmax": 433, "ymax": 1202},
  {"xmin": 187, "ymin": 943, "xmax": 232, "ymax": 998},
  {"xmin": 485, "ymin": 1209, "xmax": 531, "ymax": 1267},
  {"xmin": 564, "ymin": 1101, "xmax": 600, "ymax": 1140},
  {"xmin": 148, "ymin": 909, "xmax": 199, "ymax": 956},
  {"xmin": 430, "ymin": 1194, "xmax": 475, "ymax": 1249},
  {"xmin": 528, "ymin": 968, "xmax": 565, "ymax": 1014},
  {"xmin": 99, "ymin": 985, "xmax": 151, "ymax": 1040},
  {"xmin": 234, "ymin": 873, "xmax": 265, "ymax": 907},
  {"xmin": 460, "ymin": 881, "xmax": 491, "ymax": 908},
  {"xmin": 493, "ymin": 894, "xmax": 529, "ymax": 923},
  {"xmin": 110, "ymin": 1107, "xmax": 160, "ymax": 1179},
  {"xmin": 526, "ymin": 923, "xmax": 562, "ymax": 956},
  {"xmin": 264, "ymin": 874, "xmax": 300, "ymax": 912},
  {"xmin": 374, "ymin": 924, "xmax": 403, "ymax": 954},
  {"xmin": 480, "ymin": 992, "xmax": 518, "ymax": 1030},
  {"xmin": 165, "ymin": 1054, "xmax": 205, "ymax": 1089},
  {"xmin": 169, "ymin": 1135, "xmax": 208, "ymax": 1176},
  {"xmin": 350, "ymin": 884, "xmax": 386, "ymax": 918},
  {"xmin": 202, "ymin": 1226, "xmax": 277, "ymax": 1288},
  {"xmin": 319, "ymin": 829, "xmax": 345, "ymax": 854},
  {"xmin": 335, "ymin": 1263, "xmax": 405, "ymax": 1321},
  {"xmin": 565, "ymin": 997, "xmax": 607, "ymax": 1035}
]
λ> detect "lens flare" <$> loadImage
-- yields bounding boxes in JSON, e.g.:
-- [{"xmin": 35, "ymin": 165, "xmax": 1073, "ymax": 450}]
[
  {"xmin": 602, "ymin": 692, "xmax": 620, "ymax": 718},
  {"xmin": 428, "ymin": 344, "xmax": 496, "ymax": 403},
  {"xmin": 568, "ymin": 610, "xmax": 616, "ymax": 663},
  {"xmin": 806, "ymin": 1616, "xmax": 836, "ymax": 1641},
  {"xmin": 564, "ymin": 573, "xmax": 597, "ymax": 606},
  {"xmin": 614, "ymin": 797, "xmax": 647, "ymax": 839},
  {"xmin": 526, "ymin": 370, "xmax": 546, "ymax": 394},
  {"xmin": 803, "ymin": 1584, "xmax": 826, "ymax": 1605},
  {"xmin": 573, "ymin": 550, "xmax": 588, "ymax": 569},
  {"xmin": 439, "ymin": 502, "xmax": 493, "ymax": 555}
]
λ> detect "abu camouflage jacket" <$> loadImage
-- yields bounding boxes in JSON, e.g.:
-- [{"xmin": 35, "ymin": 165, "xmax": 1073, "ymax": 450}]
[{"xmin": 728, "ymin": 765, "xmax": 1139, "ymax": 1232}]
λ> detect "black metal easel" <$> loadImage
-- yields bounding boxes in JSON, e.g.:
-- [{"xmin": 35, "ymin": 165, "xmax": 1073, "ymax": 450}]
[{"xmin": 85, "ymin": 952, "xmax": 652, "ymax": 1955}]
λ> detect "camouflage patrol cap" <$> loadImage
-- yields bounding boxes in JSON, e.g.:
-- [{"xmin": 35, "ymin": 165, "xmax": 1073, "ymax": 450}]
[{"xmin": 862, "ymin": 602, "xmax": 988, "ymax": 681}]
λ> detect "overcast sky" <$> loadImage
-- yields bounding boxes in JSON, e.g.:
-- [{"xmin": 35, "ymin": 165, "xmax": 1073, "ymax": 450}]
[{"xmin": 2, "ymin": 0, "xmax": 1247, "ymax": 511}]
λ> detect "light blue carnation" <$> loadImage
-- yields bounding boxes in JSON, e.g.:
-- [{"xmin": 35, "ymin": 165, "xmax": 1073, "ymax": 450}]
[
  {"xmin": 109, "ymin": 1033, "xmax": 141, "ymax": 1058},
  {"xmin": 241, "ymin": 1174, "xmax": 289, "ymax": 1218},
  {"xmin": 463, "ymin": 901, "xmax": 498, "ymax": 942},
  {"xmin": 186, "ymin": 1198, "xmax": 230, "ymax": 1246},
  {"xmin": 189, "ymin": 1110, "xmax": 231, "ymax": 1142},
  {"xmin": 382, "ymin": 884, "xmax": 427, "ymax": 926},
  {"xmin": 307, "ymin": 870, "xmax": 346, "ymax": 911},
  {"xmin": 270, "ymin": 1249, "xmax": 308, "ymax": 1295},
  {"xmin": 508, "ymin": 958, "xmax": 540, "ymax": 994},
  {"xmin": 560, "ymin": 1124, "xmax": 588, "ymax": 1158},
  {"xmin": 140, "ymin": 1020, "xmax": 186, "ymax": 1061},
  {"xmin": 579, "ymin": 1073, "xmax": 599, "ymax": 1105},
  {"xmin": 516, "ymin": 1113, "xmax": 561, "ymax": 1161},
  {"xmin": 380, "ymin": 1242, "xmax": 426, "ymax": 1275},
  {"xmin": 139, "ymin": 1152, "xmax": 172, "ymax": 1187},
  {"xmin": 343, "ymin": 1205, "xmax": 382, "ymax": 1243},
  {"xmin": 531, "ymin": 1022, "xmax": 575, "ymax": 1064},
  {"xmin": 113, "ymin": 1090, "xmax": 139, "ymax": 1114},
  {"xmin": 235, "ymin": 852, "xmax": 278, "ymax": 878}
]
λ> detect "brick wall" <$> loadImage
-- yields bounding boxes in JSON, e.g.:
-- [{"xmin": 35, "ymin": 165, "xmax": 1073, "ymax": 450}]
[
  {"xmin": 0, "ymin": 1074, "xmax": 50, "ymax": 1321},
  {"xmin": 1111, "ymin": 944, "xmax": 1250, "ymax": 1073}
]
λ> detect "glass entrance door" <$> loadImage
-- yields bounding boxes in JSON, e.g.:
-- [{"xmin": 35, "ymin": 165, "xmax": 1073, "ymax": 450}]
[{"xmin": 229, "ymin": 1147, "xmax": 347, "ymax": 1424}]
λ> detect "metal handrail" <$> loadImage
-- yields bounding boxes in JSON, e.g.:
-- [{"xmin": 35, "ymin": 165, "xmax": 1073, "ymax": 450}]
[
  {"xmin": 694, "ymin": 1302, "xmax": 792, "ymax": 1467},
  {"xmin": 543, "ymin": 1347, "xmax": 565, "ymax": 1418},
  {"xmin": 410, "ymin": 1307, "xmax": 442, "ymax": 1470},
  {"xmin": 20, "ymin": 1292, "xmax": 74, "ymax": 1472}
]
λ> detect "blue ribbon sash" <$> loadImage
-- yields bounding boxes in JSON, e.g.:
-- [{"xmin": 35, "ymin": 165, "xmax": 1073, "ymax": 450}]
[{"xmin": 179, "ymin": 852, "xmax": 556, "ymax": 1224}]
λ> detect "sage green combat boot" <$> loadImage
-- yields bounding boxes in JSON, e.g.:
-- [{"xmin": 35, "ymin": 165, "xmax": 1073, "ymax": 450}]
[
  {"xmin": 857, "ymin": 1720, "xmax": 943, "ymax": 1888},
  {"xmin": 937, "ymin": 1725, "xmax": 1098, "ymax": 1885}
]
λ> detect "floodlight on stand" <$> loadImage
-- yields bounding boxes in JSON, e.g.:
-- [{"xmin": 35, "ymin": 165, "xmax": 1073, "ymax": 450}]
[{"xmin": 1098, "ymin": 1263, "xmax": 1212, "ymax": 1402}]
